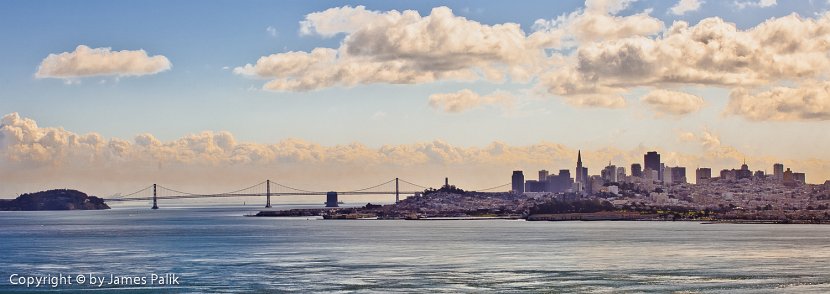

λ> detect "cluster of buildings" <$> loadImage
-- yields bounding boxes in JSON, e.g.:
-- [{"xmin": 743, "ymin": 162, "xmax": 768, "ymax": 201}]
[{"xmin": 511, "ymin": 150, "xmax": 812, "ymax": 197}]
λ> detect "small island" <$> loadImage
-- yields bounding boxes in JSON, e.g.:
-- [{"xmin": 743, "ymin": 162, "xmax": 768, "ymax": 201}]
[{"xmin": 0, "ymin": 189, "xmax": 110, "ymax": 211}]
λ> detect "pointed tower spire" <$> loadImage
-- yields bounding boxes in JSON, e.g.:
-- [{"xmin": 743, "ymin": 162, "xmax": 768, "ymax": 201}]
[{"xmin": 577, "ymin": 150, "xmax": 582, "ymax": 164}]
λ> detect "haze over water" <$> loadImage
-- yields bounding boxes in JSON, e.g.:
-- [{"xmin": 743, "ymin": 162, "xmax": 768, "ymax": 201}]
[{"xmin": 1, "ymin": 206, "xmax": 829, "ymax": 293}]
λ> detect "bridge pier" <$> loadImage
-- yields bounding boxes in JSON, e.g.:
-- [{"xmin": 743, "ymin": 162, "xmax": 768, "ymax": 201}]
[
  {"xmin": 266, "ymin": 180, "xmax": 272, "ymax": 208},
  {"xmin": 396, "ymin": 178, "xmax": 400, "ymax": 203},
  {"xmin": 326, "ymin": 191, "xmax": 339, "ymax": 207},
  {"xmin": 152, "ymin": 184, "xmax": 158, "ymax": 209}
]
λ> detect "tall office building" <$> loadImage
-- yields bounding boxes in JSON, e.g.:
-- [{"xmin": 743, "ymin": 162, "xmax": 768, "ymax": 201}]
[
  {"xmin": 783, "ymin": 168, "xmax": 795, "ymax": 185},
  {"xmin": 736, "ymin": 160, "xmax": 752, "ymax": 180},
  {"xmin": 631, "ymin": 163, "xmax": 643, "ymax": 178},
  {"xmin": 575, "ymin": 150, "xmax": 584, "ymax": 185},
  {"xmin": 696, "ymin": 168, "xmax": 711, "ymax": 184},
  {"xmin": 644, "ymin": 151, "xmax": 660, "ymax": 180},
  {"xmin": 664, "ymin": 167, "xmax": 674, "ymax": 184},
  {"xmin": 616, "ymin": 167, "xmax": 626, "ymax": 182},
  {"xmin": 671, "ymin": 167, "xmax": 687, "ymax": 184},
  {"xmin": 545, "ymin": 170, "xmax": 574, "ymax": 193},
  {"xmin": 602, "ymin": 163, "xmax": 617, "ymax": 182},
  {"xmin": 579, "ymin": 167, "xmax": 588, "ymax": 187},
  {"xmin": 512, "ymin": 171, "xmax": 525, "ymax": 194},
  {"xmin": 793, "ymin": 173, "xmax": 806, "ymax": 184},
  {"xmin": 773, "ymin": 163, "xmax": 784, "ymax": 180},
  {"xmin": 539, "ymin": 170, "xmax": 549, "ymax": 182}
]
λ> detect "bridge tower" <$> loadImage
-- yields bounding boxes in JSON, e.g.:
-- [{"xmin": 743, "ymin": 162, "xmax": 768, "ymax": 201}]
[
  {"xmin": 265, "ymin": 180, "xmax": 272, "ymax": 208},
  {"xmin": 325, "ymin": 192, "xmax": 339, "ymax": 207},
  {"xmin": 395, "ymin": 178, "xmax": 400, "ymax": 203},
  {"xmin": 151, "ymin": 184, "xmax": 158, "ymax": 210}
]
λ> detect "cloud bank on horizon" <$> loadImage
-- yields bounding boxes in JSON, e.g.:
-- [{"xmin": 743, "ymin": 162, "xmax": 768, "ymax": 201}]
[{"xmin": 1, "ymin": 112, "xmax": 828, "ymax": 196}]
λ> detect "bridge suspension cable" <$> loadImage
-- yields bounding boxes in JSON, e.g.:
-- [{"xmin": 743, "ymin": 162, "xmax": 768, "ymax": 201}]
[
  {"xmin": 398, "ymin": 179, "xmax": 429, "ymax": 190},
  {"xmin": 472, "ymin": 182, "xmax": 511, "ymax": 192},
  {"xmin": 155, "ymin": 181, "xmax": 266, "ymax": 197},
  {"xmin": 267, "ymin": 181, "xmax": 321, "ymax": 194},
  {"xmin": 342, "ymin": 178, "xmax": 397, "ymax": 193},
  {"xmin": 109, "ymin": 185, "xmax": 153, "ymax": 199}
]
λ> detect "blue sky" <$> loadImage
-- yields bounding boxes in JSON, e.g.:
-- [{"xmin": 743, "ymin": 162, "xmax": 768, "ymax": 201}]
[{"xmin": 1, "ymin": 0, "xmax": 829, "ymax": 195}]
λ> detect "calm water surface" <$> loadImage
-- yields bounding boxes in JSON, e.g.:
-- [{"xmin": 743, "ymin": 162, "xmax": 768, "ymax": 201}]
[{"xmin": 1, "ymin": 206, "xmax": 829, "ymax": 293}]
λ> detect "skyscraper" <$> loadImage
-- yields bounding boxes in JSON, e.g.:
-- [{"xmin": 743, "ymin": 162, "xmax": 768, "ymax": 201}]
[
  {"xmin": 602, "ymin": 162, "xmax": 617, "ymax": 182},
  {"xmin": 736, "ymin": 160, "xmax": 752, "ymax": 180},
  {"xmin": 696, "ymin": 168, "xmax": 711, "ymax": 184},
  {"xmin": 538, "ymin": 170, "xmax": 549, "ymax": 182},
  {"xmin": 631, "ymin": 163, "xmax": 643, "ymax": 177},
  {"xmin": 575, "ymin": 150, "xmax": 584, "ymax": 185},
  {"xmin": 783, "ymin": 168, "xmax": 795, "ymax": 186},
  {"xmin": 773, "ymin": 163, "xmax": 784, "ymax": 180},
  {"xmin": 512, "ymin": 171, "xmax": 524, "ymax": 194},
  {"xmin": 644, "ymin": 151, "xmax": 660, "ymax": 180},
  {"xmin": 793, "ymin": 172, "xmax": 806, "ymax": 184},
  {"xmin": 664, "ymin": 166, "xmax": 674, "ymax": 184},
  {"xmin": 671, "ymin": 166, "xmax": 687, "ymax": 184}
]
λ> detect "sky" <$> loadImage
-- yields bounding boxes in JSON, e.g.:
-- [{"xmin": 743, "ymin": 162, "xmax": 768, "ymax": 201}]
[{"xmin": 1, "ymin": 0, "xmax": 830, "ymax": 200}]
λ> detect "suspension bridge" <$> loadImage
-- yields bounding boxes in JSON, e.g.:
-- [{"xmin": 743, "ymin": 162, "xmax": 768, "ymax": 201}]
[{"xmin": 104, "ymin": 178, "xmax": 512, "ymax": 209}]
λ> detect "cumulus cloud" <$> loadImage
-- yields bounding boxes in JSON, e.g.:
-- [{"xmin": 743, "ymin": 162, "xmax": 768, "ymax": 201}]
[
  {"xmin": 670, "ymin": 0, "xmax": 704, "ymax": 15},
  {"xmin": 299, "ymin": 5, "xmax": 386, "ymax": 37},
  {"xmin": 243, "ymin": 3, "xmax": 830, "ymax": 118},
  {"xmin": 35, "ymin": 45, "xmax": 171, "ymax": 79},
  {"xmin": 531, "ymin": 0, "xmax": 663, "ymax": 44},
  {"xmin": 726, "ymin": 82, "xmax": 830, "ymax": 121},
  {"xmin": 564, "ymin": 94, "xmax": 627, "ymax": 108},
  {"xmin": 2, "ymin": 113, "xmax": 829, "ymax": 197},
  {"xmin": 641, "ymin": 89, "xmax": 705, "ymax": 116},
  {"xmin": 539, "ymin": 12, "xmax": 830, "ymax": 117},
  {"xmin": 428, "ymin": 89, "xmax": 514, "ymax": 113},
  {"xmin": 678, "ymin": 131, "xmax": 697, "ymax": 142},
  {"xmin": 735, "ymin": 0, "xmax": 777, "ymax": 9},
  {"xmin": 237, "ymin": 6, "xmax": 554, "ymax": 91},
  {"xmin": 678, "ymin": 129, "xmax": 722, "ymax": 149}
]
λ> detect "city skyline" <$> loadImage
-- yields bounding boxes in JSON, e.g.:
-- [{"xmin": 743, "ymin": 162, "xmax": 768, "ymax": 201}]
[
  {"xmin": 1, "ymin": 0, "xmax": 830, "ymax": 197},
  {"xmin": 513, "ymin": 149, "xmax": 813, "ymax": 196}
]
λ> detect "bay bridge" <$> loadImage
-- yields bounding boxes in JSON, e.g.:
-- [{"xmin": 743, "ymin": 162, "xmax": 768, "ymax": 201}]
[{"xmin": 104, "ymin": 178, "xmax": 511, "ymax": 209}]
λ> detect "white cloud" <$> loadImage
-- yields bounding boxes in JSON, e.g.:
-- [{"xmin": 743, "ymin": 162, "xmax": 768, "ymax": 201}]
[
  {"xmin": 266, "ymin": 26, "xmax": 278, "ymax": 37},
  {"xmin": 670, "ymin": 0, "xmax": 704, "ymax": 15},
  {"xmin": 35, "ymin": 45, "xmax": 171, "ymax": 79},
  {"xmin": 2, "ymin": 113, "xmax": 829, "ymax": 197},
  {"xmin": 678, "ymin": 131, "xmax": 697, "ymax": 142},
  {"xmin": 726, "ymin": 81, "xmax": 830, "ymax": 121},
  {"xmin": 299, "ymin": 5, "xmax": 386, "ymax": 37},
  {"xmin": 238, "ymin": 6, "xmax": 557, "ymax": 92},
  {"xmin": 428, "ymin": 89, "xmax": 514, "ymax": 113},
  {"xmin": 735, "ymin": 0, "xmax": 777, "ymax": 9},
  {"xmin": 563, "ymin": 94, "xmax": 628, "ymax": 108},
  {"xmin": 539, "ymin": 13, "xmax": 830, "ymax": 118},
  {"xmin": 531, "ymin": 0, "xmax": 663, "ymax": 44},
  {"xmin": 641, "ymin": 89, "xmax": 705, "ymax": 116},
  {"xmin": 238, "ymin": 3, "xmax": 830, "ymax": 119}
]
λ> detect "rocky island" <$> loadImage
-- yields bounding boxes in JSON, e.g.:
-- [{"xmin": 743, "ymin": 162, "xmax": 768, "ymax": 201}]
[{"xmin": 0, "ymin": 189, "xmax": 110, "ymax": 211}]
